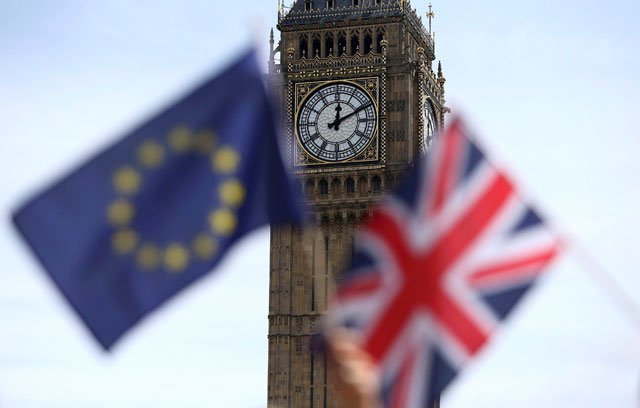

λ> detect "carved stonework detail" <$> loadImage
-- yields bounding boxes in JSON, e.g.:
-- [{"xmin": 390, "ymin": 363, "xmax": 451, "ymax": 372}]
[
  {"xmin": 267, "ymin": 2, "xmax": 447, "ymax": 407},
  {"xmin": 387, "ymin": 99, "xmax": 406, "ymax": 112},
  {"xmin": 389, "ymin": 130, "xmax": 406, "ymax": 141}
]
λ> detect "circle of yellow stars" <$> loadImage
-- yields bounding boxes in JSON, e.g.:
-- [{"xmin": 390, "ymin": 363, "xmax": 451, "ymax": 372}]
[{"xmin": 108, "ymin": 125, "xmax": 245, "ymax": 275}]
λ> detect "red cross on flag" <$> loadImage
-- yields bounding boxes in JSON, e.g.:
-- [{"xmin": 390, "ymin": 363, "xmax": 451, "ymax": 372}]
[{"xmin": 328, "ymin": 117, "xmax": 563, "ymax": 408}]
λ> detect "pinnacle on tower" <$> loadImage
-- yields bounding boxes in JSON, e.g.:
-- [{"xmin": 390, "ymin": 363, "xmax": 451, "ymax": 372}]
[
  {"xmin": 426, "ymin": 2, "xmax": 435, "ymax": 34},
  {"xmin": 269, "ymin": 28, "xmax": 275, "ymax": 66},
  {"xmin": 437, "ymin": 60, "xmax": 445, "ymax": 84}
]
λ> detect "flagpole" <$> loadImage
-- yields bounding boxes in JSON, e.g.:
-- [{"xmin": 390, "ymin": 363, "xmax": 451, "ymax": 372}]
[
  {"xmin": 560, "ymin": 234, "xmax": 640, "ymax": 332},
  {"xmin": 471, "ymin": 113, "xmax": 640, "ymax": 334}
]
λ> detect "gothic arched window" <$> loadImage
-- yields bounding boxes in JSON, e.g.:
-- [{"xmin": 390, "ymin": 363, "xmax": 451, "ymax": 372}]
[
  {"xmin": 312, "ymin": 36, "xmax": 321, "ymax": 58},
  {"xmin": 358, "ymin": 176, "xmax": 367, "ymax": 195},
  {"xmin": 299, "ymin": 36, "xmax": 308, "ymax": 59},
  {"xmin": 305, "ymin": 179, "xmax": 315, "ymax": 195},
  {"xmin": 331, "ymin": 177, "xmax": 341, "ymax": 195},
  {"xmin": 350, "ymin": 33, "xmax": 359, "ymax": 55},
  {"xmin": 319, "ymin": 179, "xmax": 329, "ymax": 196},
  {"xmin": 376, "ymin": 31, "xmax": 385, "ymax": 53},
  {"xmin": 364, "ymin": 32, "xmax": 373, "ymax": 54},
  {"xmin": 337, "ymin": 33, "xmax": 347, "ymax": 56},
  {"xmin": 372, "ymin": 176, "xmax": 381, "ymax": 193},
  {"xmin": 325, "ymin": 33, "xmax": 334, "ymax": 57},
  {"xmin": 346, "ymin": 177, "xmax": 355, "ymax": 194}
]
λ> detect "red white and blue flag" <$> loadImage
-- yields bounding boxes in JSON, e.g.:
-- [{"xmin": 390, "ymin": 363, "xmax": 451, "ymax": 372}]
[{"xmin": 329, "ymin": 117, "xmax": 562, "ymax": 407}]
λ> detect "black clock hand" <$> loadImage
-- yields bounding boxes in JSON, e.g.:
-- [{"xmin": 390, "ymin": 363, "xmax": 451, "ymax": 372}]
[
  {"xmin": 331, "ymin": 103, "xmax": 342, "ymax": 130},
  {"xmin": 328, "ymin": 103, "xmax": 372, "ymax": 130}
]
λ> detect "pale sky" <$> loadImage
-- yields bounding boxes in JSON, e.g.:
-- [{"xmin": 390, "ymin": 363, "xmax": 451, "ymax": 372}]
[{"xmin": 1, "ymin": 1, "xmax": 639, "ymax": 407}]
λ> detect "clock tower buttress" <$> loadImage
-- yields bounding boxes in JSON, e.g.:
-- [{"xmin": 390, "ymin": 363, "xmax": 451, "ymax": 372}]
[{"xmin": 266, "ymin": 1, "xmax": 446, "ymax": 407}]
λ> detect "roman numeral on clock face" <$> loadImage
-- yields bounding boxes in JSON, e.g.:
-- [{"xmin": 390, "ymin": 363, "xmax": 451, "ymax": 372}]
[{"xmin": 297, "ymin": 81, "xmax": 377, "ymax": 163}]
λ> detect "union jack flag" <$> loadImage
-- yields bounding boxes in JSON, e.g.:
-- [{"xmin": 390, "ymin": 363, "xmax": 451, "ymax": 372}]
[{"xmin": 329, "ymin": 117, "xmax": 562, "ymax": 407}]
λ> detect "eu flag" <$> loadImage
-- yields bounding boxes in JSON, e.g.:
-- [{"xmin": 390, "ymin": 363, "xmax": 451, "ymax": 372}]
[{"xmin": 13, "ymin": 50, "xmax": 303, "ymax": 350}]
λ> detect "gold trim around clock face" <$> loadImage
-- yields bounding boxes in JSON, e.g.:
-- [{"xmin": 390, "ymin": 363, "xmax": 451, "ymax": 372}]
[{"xmin": 294, "ymin": 78, "xmax": 379, "ymax": 166}]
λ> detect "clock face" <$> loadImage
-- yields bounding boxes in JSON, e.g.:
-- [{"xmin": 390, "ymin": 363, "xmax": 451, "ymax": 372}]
[
  {"xmin": 423, "ymin": 100, "xmax": 437, "ymax": 153},
  {"xmin": 296, "ymin": 82, "xmax": 377, "ymax": 163}
]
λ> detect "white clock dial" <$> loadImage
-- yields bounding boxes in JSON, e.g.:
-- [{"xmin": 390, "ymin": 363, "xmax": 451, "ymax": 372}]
[
  {"xmin": 423, "ymin": 99, "xmax": 437, "ymax": 153},
  {"xmin": 296, "ymin": 82, "xmax": 377, "ymax": 162}
]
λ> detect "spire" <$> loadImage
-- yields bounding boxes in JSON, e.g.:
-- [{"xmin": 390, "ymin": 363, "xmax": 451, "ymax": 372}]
[
  {"xmin": 437, "ymin": 61, "xmax": 446, "ymax": 86},
  {"xmin": 426, "ymin": 2, "xmax": 435, "ymax": 35},
  {"xmin": 278, "ymin": 0, "xmax": 285, "ymax": 20},
  {"xmin": 269, "ymin": 28, "xmax": 275, "ymax": 61},
  {"xmin": 437, "ymin": 61, "xmax": 448, "ymax": 114},
  {"xmin": 268, "ymin": 28, "xmax": 275, "ymax": 72}
]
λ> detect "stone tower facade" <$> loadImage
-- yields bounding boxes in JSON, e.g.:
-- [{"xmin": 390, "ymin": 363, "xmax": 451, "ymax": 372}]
[{"xmin": 266, "ymin": 1, "xmax": 446, "ymax": 406}]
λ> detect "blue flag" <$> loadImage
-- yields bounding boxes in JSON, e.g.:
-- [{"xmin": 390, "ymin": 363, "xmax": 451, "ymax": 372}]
[{"xmin": 13, "ymin": 50, "xmax": 303, "ymax": 350}]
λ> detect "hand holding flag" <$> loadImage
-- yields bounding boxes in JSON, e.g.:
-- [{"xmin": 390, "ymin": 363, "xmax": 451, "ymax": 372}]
[{"xmin": 326, "ymin": 328, "xmax": 383, "ymax": 408}]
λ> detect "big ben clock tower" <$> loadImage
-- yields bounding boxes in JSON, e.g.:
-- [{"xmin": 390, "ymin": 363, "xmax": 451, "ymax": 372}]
[{"xmin": 266, "ymin": 1, "xmax": 446, "ymax": 406}]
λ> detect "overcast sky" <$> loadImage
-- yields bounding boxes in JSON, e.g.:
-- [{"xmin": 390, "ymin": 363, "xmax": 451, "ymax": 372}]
[{"xmin": 1, "ymin": 1, "xmax": 639, "ymax": 407}]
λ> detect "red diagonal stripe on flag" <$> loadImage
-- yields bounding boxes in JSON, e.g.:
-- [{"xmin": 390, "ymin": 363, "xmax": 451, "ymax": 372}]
[
  {"xmin": 467, "ymin": 246, "xmax": 560, "ymax": 288},
  {"xmin": 431, "ymin": 119, "xmax": 463, "ymax": 215},
  {"xmin": 363, "ymin": 172, "xmax": 514, "ymax": 362}
]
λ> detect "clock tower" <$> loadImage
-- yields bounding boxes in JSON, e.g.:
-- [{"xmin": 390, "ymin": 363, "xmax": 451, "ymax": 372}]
[{"xmin": 266, "ymin": 1, "xmax": 446, "ymax": 406}]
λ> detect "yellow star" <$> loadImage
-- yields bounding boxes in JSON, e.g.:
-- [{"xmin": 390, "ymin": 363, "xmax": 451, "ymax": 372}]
[
  {"xmin": 219, "ymin": 179, "xmax": 246, "ymax": 207},
  {"xmin": 164, "ymin": 243, "xmax": 190, "ymax": 273},
  {"xmin": 137, "ymin": 243, "xmax": 161, "ymax": 271},
  {"xmin": 112, "ymin": 229, "xmax": 139, "ymax": 255},
  {"xmin": 113, "ymin": 166, "xmax": 142, "ymax": 195},
  {"xmin": 107, "ymin": 199, "xmax": 135, "ymax": 227},
  {"xmin": 138, "ymin": 140, "xmax": 165, "ymax": 168},
  {"xmin": 212, "ymin": 146, "xmax": 240, "ymax": 174},
  {"xmin": 193, "ymin": 130, "xmax": 217, "ymax": 154},
  {"xmin": 192, "ymin": 233, "xmax": 218, "ymax": 260},
  {"xmin": 168, "ymin": 126, "xmax": 192, "ymax": 153},
  {"xmin": 209, "ymin": 208, "xmax": 237, "ymax": 236}
]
